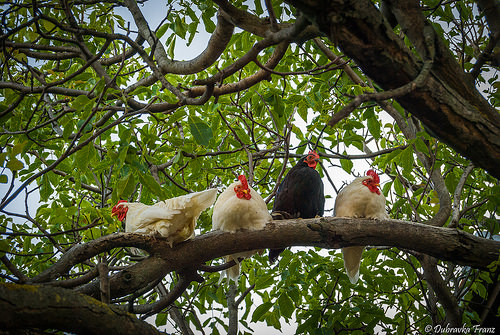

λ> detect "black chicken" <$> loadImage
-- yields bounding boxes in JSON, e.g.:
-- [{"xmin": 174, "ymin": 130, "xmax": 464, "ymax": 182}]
[{"xmin": 269, "ymin": 150, "xmax": 325, "ymax": 263}]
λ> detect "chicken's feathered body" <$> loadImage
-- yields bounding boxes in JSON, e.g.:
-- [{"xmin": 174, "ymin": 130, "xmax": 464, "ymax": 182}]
[
  {"xmin": 334, "ymin": 170, "xmax": 388, "ymax": 284},
  {"xmin": 269, "ymin": 151, "xmax": 324, "ymax": 263},
  {"xmin": 212, "ymin": 175, "xmax": 271, "ymax": 281},
  {"xmin": 112, "ymin": 189, "xmax": 217, "ymax": 247}
]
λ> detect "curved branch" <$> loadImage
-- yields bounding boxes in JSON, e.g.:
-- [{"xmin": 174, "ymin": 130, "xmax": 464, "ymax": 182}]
[
  {"xmin": 134, "ymin": 269, "xmax": 204, "ymax": 317},
  {"xmin": 30, "ymin": 233, "xmax": 158, "ymax": 283},
  {"xmin": 194, "ymin": 15, "xmax": 309, "ymax": 86},
  {"xmin": 187, "ymin": 41, "xmax": 289, "ymax": 98},
  {"xmin": 124, "ymin": 1, "xmax": 235, "ymax": 75}
]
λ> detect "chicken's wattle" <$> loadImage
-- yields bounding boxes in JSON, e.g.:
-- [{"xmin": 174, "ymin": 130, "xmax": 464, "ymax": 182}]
[
  {"xmin": 362, "ymin": 170, "xmax": 381, "ymax": 195},
  {"xmin": 234, "ymin": 175, "xmax": 252, "ymax": 200},
  {"xmin": 304, "ymin": 150, "xmax": 320, "ymax": 169}
]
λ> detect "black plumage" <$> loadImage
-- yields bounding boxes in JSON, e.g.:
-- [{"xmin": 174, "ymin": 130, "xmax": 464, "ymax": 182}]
[{"xmin": 269, "ymin": 151, "xmax": 325, "ymax": 263}]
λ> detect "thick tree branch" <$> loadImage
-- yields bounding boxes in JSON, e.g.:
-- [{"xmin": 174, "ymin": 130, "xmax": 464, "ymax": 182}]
[
  {"xmin": 214, "ymin": 0, "xmax": 320, "ymax": 42},
  {"xmin": 34, "ymin": 218, "xmax": 500, "ymax": 301},
  {"xmin": 194, "ymin": 14, "xmax": 309, "ymax": 86},
  {"xmin": 0, "ymin": 283, "xmax": 160, "ymax": 335},
  {"xmin": 124, "ymin": 1, "xmax": 235, "ymax": 75}
]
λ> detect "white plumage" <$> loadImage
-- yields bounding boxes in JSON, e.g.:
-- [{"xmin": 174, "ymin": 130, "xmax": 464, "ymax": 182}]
[
  {"xmin": 334, "ymin": 170, "xmax": 388, "ymax": 284},
  {"xmin": 212, "ymin": 175, "xmax": 271, "ymax": 281},
  {"xmin": 113, "ymin": 188, "xmax": 218, "ymax": 247}
]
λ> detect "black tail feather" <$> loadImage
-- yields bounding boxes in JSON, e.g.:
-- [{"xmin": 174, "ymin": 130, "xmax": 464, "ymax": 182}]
[
  {"xmin": 269, "ymin": 248, "xmax": 285, "ymax": 264},
  {"xmin": 268, "ymin": 211, "xmax": 294, "ymax": 264}
]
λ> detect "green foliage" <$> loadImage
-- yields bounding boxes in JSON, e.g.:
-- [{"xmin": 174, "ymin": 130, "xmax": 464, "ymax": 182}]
[{"xmin": 0, "ymin": 0, "xmax": 498, "ymax": 334}]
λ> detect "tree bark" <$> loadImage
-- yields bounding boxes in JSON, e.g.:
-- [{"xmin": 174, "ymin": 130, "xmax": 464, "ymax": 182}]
[
  {"xmin": 227, "ymin": 282, "xmax": 239, "ymax": 335},
  {"xmin": 0, "ymin": 283, "xmax": 160, "ymax": 335},
  {"xmin": 288, "ymin": 0, "xmax": 500, "ymax": 179},
  {"xmin": 37, "ymin": 217, "xmax": 500, "ymax": 300}
]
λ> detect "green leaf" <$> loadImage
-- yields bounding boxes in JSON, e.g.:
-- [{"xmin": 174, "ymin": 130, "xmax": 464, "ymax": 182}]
[
  {"xmin": 155, "ymin": 312, "xmax": 167, "ymax": 327},
  {"xmin": 0, "ymin": 152, "xmax": 7, "ymax": 166},
  {"xmin": 166, "ymin": 35, "xmax": 176, "ymax": 59},
  {"xmin": 277, "ymin": 293, "xmax": 294, "ymax": 319},
  {"xmin": 12, "ymin": 141, "xmax": 28, "ymax": 156},
  {"xmin": 0, "ymin": 238, "xmax": 10, "ymax": 257},
  {"xmin": 254, "ymin": 0, "xmax": 264, "ymax": 15},
  {"xmin": 63, "ymin": 119, "xmax": 75, "ymax": 139},
  {"xmin": 116, "ymin": 172, "xmax": 136, "ymax": 199},
  {"xmin": 189, "ymin": 116, "xmax": 213, "ymax": 146},
  {"xmin": 399, "ymin": 146, "xmax": 413, "ymax": 172},
  {"xmin": 445, "ymin": 169, "xmax": 459, "ymax": 193},
  {"xmin": 156, "ymin": 23, "xmax": 169, "ymax": 39},
  {"xmin": 73, "ymin": 72, "xmax": 93, "ymax": 82},
  {"xmin": 74, "ymin": 141, "xmax": 96, "ymax": 171},
  {"xmin": 202, "ymin": 12, "xmax": 216, "ymax": 33},
  {"xmin": 255, "ymin": 273, "xmax": 274, "ymax": 290},
  {"xmin": 138, "ymin": 173, "xmax": 164, "ymax": 198},
  {"xmin": 367, "ymin": 116, "xmax": 381, "ymax": 139},
  {"xmin": 173, "ymin": 17, "xmax": 187, "ymax": 39},
  {"xmin": 251, "ymin": 302, "xmax": 273, "ymax": 322},
  {"xmin": 130, "ymin": 86, "xmax": 151, "ymax": 97},
  {"xmin": 6, "ymin": 158, "xmax": 24, "ymax": 171},
  {"xmin": 42, "ymin": 19, "xmax": 55, "ymax": 32},
  {"xmin": 414, "ymin": 138, "xmax": 429, "ymax": 155},
  {"xmin": 340, "ymin": 157, "xmax": 353, "ymax": 173},
  {"xmin": 71, "ymin": 95, "xmax": 92, "ymax": 111},
  {"xmin": 39, "ymin": 173, "xmax": 52, "ymax": 202},
  {"xmin": 0, "ymin": 174, "xmax": 7, "ymax": 183}
]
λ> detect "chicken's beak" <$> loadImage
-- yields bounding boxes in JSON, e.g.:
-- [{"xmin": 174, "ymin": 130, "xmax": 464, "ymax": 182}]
[{"xmin": 111, "ymin": 212, "xmax": 117, "ymax": 218}]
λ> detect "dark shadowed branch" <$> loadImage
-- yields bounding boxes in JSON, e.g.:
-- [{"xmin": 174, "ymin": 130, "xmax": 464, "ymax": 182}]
[{"xmin": 0, "ymin": 283, "xmax": 160, "ymax": 335}]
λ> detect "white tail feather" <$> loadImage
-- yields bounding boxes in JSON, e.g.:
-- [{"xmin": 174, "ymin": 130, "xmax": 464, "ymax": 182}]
[{"xmin": 342, "ymin": 246, "xmax": 364, "ymax": 284}]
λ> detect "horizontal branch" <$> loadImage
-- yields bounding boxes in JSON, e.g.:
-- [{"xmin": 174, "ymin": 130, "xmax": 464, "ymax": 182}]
[{"xmin": 33, "ymin": 217, "xmax": 500, "ymax": 300}]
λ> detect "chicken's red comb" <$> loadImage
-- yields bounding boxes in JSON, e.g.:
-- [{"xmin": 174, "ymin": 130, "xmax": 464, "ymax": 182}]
[
  {"xmin": 308, "ymin": 150, "xmax": 320, "ymax": 159},
  {"xmin": 111, "ymin": 200, "xmax": 127, "ymax": 214},
  {"xmin": 238, "ymin": 175, "xmax": 249, "ymax": 189},
  {"xmin": 366, "ymin": 169, "xmax": 380, "ymax": 183}
]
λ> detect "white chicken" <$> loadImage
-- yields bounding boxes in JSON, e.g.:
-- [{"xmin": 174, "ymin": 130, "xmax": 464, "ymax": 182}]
[
  {"xmin": 334, "ymin": 170, "xmax": 388, "ymax": 284},
  {"xmin": 111, "ymin": 188, "xmax": 218, "ymax": 247},
  {"xmin": 212, "ymin": 175, "xmax": 272, "ymax": 281}
]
